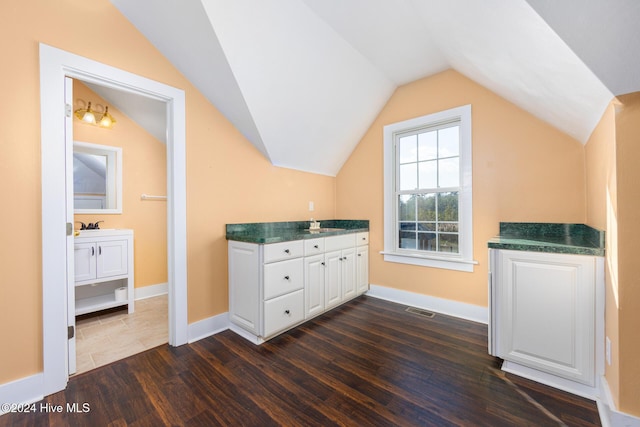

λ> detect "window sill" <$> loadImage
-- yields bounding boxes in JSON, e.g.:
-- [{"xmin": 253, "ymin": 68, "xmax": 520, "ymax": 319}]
[{"xmin": 380, "ymin": 251, "xmax": 477, "ymax": 272}]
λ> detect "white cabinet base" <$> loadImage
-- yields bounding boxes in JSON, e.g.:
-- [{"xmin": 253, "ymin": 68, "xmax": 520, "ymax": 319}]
[
  {"xmin": 229, "ymin": 231, "xmax": 369, "ymax": 344},
  {"xmin": 501, "ymin": 361, "xmax": 602, "ymax": 401},
  {"xmin": 489, "ymin": 248, "xmax": 605, "ymax": 400},
  {"xmin": 74, "ymin": 230, "xmax": 134, "ymax": 315},
  {"xmin": 75, "ymin": 279, "xmax": 129, "ymax": 315}
]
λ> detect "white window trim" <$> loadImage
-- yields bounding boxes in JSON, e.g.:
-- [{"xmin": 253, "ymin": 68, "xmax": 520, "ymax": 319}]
[{"xmin": 382, "ymin": 104, "xmax": 476, "ymax": 272}]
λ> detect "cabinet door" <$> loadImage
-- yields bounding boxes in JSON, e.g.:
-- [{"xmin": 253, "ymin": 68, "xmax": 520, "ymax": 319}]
[
  {"xmin": 96, "ymin": 240, "xmax": 128, "ymax": 279},
  {"xmin": 325, "ymin": 250, "xmax": 342, "ymax": 309},
  {"xmin": 341, "ymin": 247, "xmax": 357, "ymax": 300},
  {"xmin": 496, "ymin": 250, "xmax": 595, "ymax": 386},
  {"xmin": 74, "ymin": 242, "xmax": 97, "ymax": 282},
  {"xmin": 356, "ymin": 245, "xmax": 369, "ymax": 294},
  {"xmin": 304, "ymin": 254, "xmax": 325, "ymax": 318}
]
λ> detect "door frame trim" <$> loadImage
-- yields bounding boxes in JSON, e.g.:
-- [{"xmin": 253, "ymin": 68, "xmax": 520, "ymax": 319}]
[{"xmin": 39, "ymin": 43, "xmax": 188, "ymax": 396}]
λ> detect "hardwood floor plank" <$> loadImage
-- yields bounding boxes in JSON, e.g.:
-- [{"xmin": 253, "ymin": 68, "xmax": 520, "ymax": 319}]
[{"xmin": 0, "ymin": 295, "xmax": 601, "ymax": 426}]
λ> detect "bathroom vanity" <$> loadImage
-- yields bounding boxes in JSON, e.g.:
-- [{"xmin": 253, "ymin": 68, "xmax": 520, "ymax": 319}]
[
  {"xmin": 74, "ymin": 229, "xmax": 135, "ymax": 315},
  {"xmin": 488, "ymin": 223, "xmax": 605, "ymax": 398},
  {"xmin": 226, "ymin": 220, "xmax": 369, "ymax": 344}
]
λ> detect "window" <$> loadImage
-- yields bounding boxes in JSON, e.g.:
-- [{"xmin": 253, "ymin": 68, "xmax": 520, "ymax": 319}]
[{"xmin": 383, "ymin": 105, "xmax": 475, "ymax": 272}]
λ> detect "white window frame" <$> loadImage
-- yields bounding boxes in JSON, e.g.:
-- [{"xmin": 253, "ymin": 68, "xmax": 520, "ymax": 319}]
[{"xmin": 382, "ymin": 104, "xmax": 476, "ymax": 272}]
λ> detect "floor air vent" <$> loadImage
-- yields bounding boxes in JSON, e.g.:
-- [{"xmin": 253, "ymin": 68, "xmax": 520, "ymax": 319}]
[{"xmin": 405, "ymin": 307, "xmax": 435, "ymax": 318}]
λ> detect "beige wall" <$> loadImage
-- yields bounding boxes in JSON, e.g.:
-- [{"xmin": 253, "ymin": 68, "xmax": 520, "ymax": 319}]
[
  {"xmin": 585, "ymin": 93, "xmax": 640, "ymax": 417},
  {"xmin": 585, "ymin": 101, "xmax": 619, "ymax": 408},
  {"xmin": 0, "ymin": 0, "xmax": 335, "ymax": 385},
  {"xmin": 612, "ymin": 92, "xmax": 640, "ymax": 416},
  {"xmin": 73, "ymin": 81, "xmax": 168, "ymax": 289},
  {"xmin": 337, "ymin": 70, "xmax": 586, "ymax": 307}
]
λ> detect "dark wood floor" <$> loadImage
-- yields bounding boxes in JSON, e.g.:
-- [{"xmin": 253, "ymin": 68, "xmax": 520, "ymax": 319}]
[{"xmin": 1, "ymin": 296, "xmax": 601, "ymax": 426}]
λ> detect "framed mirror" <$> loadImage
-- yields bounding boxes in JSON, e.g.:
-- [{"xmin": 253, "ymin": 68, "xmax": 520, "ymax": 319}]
[{"xmin": 73, "ymin": 141, "xmax": 122, "ymax": 214}]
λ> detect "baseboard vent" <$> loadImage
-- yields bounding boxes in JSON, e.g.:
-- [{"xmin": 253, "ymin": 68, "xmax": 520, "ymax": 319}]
[{"xmin": 405, "ymin": 307, "xmax": 435, "ymax": 318}]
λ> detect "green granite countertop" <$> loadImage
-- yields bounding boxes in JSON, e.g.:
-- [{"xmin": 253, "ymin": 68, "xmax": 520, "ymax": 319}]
[
  {"xmin": 226, "ymin": 220, "xmax": 369, "ymax": 244},
  {"xmin": 488, "ymin": 222, "xmax": 605, "ymax": 256}
]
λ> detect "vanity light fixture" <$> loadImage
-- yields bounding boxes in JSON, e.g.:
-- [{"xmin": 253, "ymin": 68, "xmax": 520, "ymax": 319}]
[
  {"xmin": 74, "ymin": 101, "xmax": 96, "ymax": 124},
  {"xmin": 98, "ymin": 106, "xmax": 116, "ymax": 128},
  {"xmin": 74, "ymin": 102, "xmax": 116, "ymax": 129}
]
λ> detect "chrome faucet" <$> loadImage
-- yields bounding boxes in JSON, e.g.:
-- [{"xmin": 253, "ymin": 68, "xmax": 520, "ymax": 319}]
[{"xmin": 76, "ymin": 221, "xmax": 104, "ymax": 230}]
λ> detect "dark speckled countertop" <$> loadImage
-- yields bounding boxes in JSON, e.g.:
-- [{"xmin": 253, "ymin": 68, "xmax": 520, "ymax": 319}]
[
  {"xmin": 488, "ymin": 222, "xmax": 605, "ymax": 256},
  {"xmin": 226, "ymin": 220, "xmax": 369, "ymax": 244}
]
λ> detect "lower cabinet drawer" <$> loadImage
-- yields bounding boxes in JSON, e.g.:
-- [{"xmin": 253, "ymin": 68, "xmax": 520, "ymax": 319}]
[
  {"xmin": 264, "ymin": 289, "xmax": 304, "ymax": 338},
  {"xmin": 263, "ymin": 258, "xmax": 303, "ymax": 300}
]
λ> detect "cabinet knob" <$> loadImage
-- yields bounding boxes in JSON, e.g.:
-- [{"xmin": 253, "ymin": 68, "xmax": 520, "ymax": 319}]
[
  {"xmin": 91, "ymin": 246, "xmax": 95, "ymax": 256},
  {"xmin": 321, "ymin": 262, "xmax": 325, "ymax": 266},
  {"xmin": 358, "ymin": 254, "xmax": 361, "ymax": 257},
  {"xmin": 284, "ymin": 249, "xmax": 290, "ymax": 254},
  {"xmin": 284, "ymin": 275, "xmax": 290, "ymax": 280},
  {"xmin": 284, "ymin": 309, "xmax": 290, "ymax": 315},
  {"xmin": 314, "ymin": 245, "xmax": 319, "ymax": 249}
]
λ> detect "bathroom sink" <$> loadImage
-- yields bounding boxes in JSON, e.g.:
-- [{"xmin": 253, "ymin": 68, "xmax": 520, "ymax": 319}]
[
  {"xmin": 75, "ymin": 229, "xmax": 131, "ymax": 237},
  {"xmin": 306, "ymin": 228, "xmax": 345, "ymax": 233}
]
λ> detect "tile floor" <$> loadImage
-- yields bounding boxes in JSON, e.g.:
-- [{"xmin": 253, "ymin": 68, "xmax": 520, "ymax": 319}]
[{"xmin": 74, "ymin": 294, "xmax": 168, "ymax": 375}]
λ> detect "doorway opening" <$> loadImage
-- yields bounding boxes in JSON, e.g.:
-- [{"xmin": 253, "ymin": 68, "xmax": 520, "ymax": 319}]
[
  {"xmin": 70, "ymin": 77, "xmax": 169, "ymax": 374},
  {"xmin": 40, "ymin": 43, "xmax": 188, "ymax": 396}
]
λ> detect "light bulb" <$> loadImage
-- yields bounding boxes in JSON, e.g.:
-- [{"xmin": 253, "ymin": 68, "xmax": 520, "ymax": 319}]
[
  {"xmin": 99, "ymin": 106, "xmax": 114, "ymax": 128},
  {"xmin": 81, "ymin": 102, "xmax": 96, "ymax": 124}
]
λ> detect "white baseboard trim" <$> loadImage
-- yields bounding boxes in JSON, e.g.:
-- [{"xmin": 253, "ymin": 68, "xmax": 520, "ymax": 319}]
[
  {"xmin": 366, "ymin": 284, "xmax": 488, "ymax": 324},
  {"xmin": 0, "ymin": 373, "xmax": 43, "ymax": 416},
  {"xmin": 228, "ymin": 324, "xmax": 265, "ymax": 345},
  {"xmin": 134, "ymin": 282, "xmax": 168, "ymax": 300},
  {"xmin": 597, "ymin": 376, "xmax": 640, "ymax": 427},
  {"xmin": 188, "ymin": 311, "xmax": 229, "ymax": 344}
]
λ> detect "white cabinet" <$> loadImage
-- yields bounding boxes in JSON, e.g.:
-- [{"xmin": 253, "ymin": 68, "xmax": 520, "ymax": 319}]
[
  {"xmin": 489, "ymin": 248, "xmax": 603, "ymax": 392},
  {"xmin": 229, "ymin": 231, "xmax": 369, "ymax": 344},
  {"xmin": 325, "ymin": 234, "xmax": 357, "ymax": 308},
  {"xmin": 325, "ymin": 248, "xmax": 356, "ymax": 306},
  {"xmin": 356, "ymin": 245, "xmax": 369, "ymax": 295},
  {"xmin": 228, "ymin": 241, "xmax": 260, "ymax": 334},
  {"xmin": 75, "ymin": 240, "xmax": 128, "ymax": 282},
  {"xmin": 228, "ymin": 240, "xmax": 305, "ymax": 342},
  {"xmin": 74, "ymin": 230, "xmax": 134, "ymax": 315},
  {"xmin": 304, "ymin": 254, "xmax": 325, "ymax": 318}
]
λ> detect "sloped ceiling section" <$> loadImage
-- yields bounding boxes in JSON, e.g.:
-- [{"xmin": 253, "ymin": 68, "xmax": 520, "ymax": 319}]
[
  {"xmin": 527, "ymin": 0, "xmax": 640, "ymax": 97},
  {"xmin": 85, "ymin": 82, "xmax": 167, "ymax": 144},
  {"xmin": 111, "ymin": 0, "xmax": 616, "ymax": 176}
]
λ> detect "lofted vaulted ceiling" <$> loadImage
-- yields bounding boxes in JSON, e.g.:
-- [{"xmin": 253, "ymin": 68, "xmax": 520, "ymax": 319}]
[{"xmin": 110, "ymin": 0, "xmax": 639, "ymax": 176}]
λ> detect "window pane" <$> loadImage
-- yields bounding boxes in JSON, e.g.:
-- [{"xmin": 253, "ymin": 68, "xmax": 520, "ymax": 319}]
[
  {"xmin": 399, "ymin": 135, "xmax": 417, "ymax": 164},
  {"xmin": 418, "ymin": 222, "xmax": 436, "ymax": 231},
  {"xmin": 399, "ymin": 163, "xmax": 417, "ymax": 191},
  {"xmin": 398, "ymin": 195, "xmax": 416, "ymax": 221},
  {"xmin": 399, "ymin": 231, "xmax": 417, "ymax": 249},
  {"xmin": 399, "ymin": 222, "xmax": 416, "ymax": 231},
  {"xmin": 438, "ymin": 222, "xmax": 459, "ymax": 232},
  {"xmin": 417, "ymin": 232, "xmax": 437, "ymax": 251},
  {"xmin": 437, "ymin": 192, "xmax": 458, "ymax": 221},
  {"xmin": 438, "ymin": 234, "xmax": 459, "ymax": 253},
  {"xmin": 438, "ymin": 157, "xmax": 459, "ymax": 187},
  {"xmin": 438, "ymin": 126, "xmax": 459, "ymax": 157},
  {"xmin": 418, "ymin": 160, "xmax": 437, "ymax": 189},
  {"xmin": 417, "ymin": 194, "xmax": 436, "ymax": 221},
  {"xmin": 418, "ymin": 131, "xmax": 437, "ymax": 161}
]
